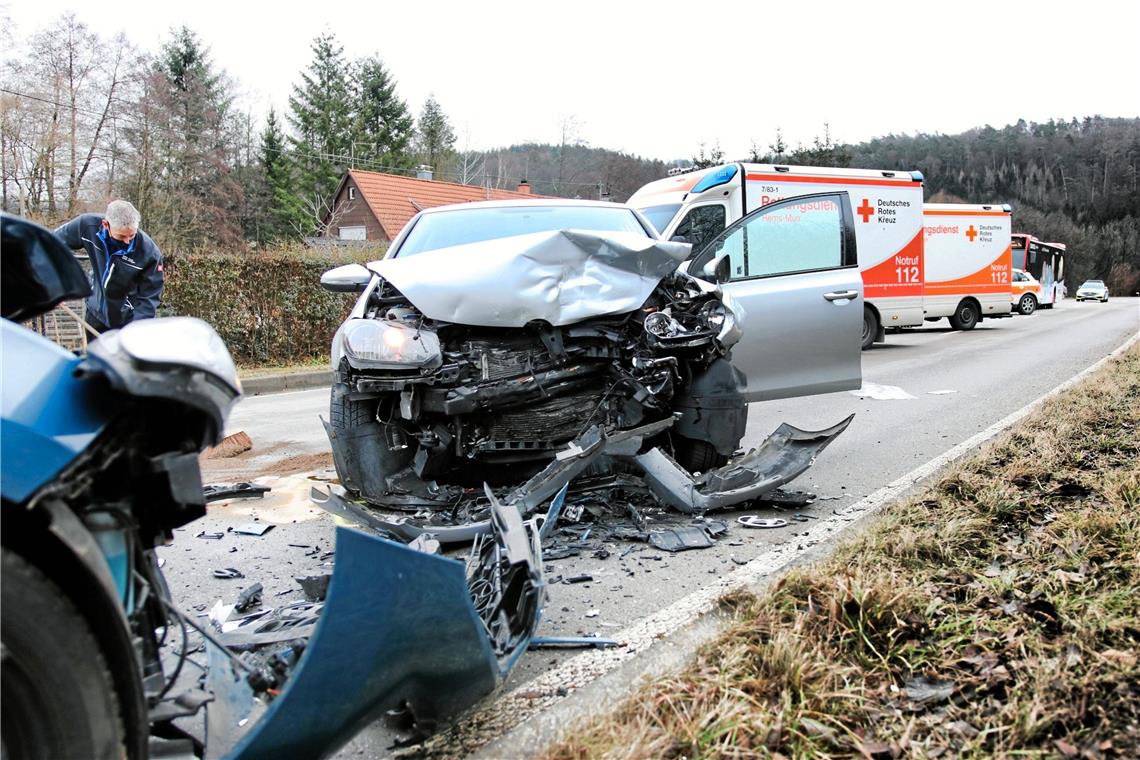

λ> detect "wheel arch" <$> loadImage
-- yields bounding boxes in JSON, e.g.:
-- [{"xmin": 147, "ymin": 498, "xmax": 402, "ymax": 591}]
[
  {"xmin": 956, "ymin": 296, "xmax": 982, "ymax": 314},
  {"xmin": 2, "ymin": 503, "xmax": 149, "ymax": 760}
]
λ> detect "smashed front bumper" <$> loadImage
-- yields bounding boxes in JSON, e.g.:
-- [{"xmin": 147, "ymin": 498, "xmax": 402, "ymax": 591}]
[
  {"xmin": 206, "ymin": 488, "xmax": 554, "ymax": 759},
  {"xmin": 635, "ymin": 415, "xmax": 854, "ymax": 513}
]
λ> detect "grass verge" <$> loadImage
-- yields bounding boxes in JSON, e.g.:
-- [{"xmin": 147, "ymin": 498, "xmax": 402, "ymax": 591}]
[{"xmin": 546, "ymin": 344, "xmax": 1140, "ymax": 759}]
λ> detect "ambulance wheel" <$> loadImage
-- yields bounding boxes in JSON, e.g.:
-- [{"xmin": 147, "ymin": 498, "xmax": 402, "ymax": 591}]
[
  {"xmin": 861, "ymin": 306, "xmax": 878, "ymax": 351},
  {"xmin": 949, "ymin": 301, "xmax": 979, "ymax": 331},
  {"xmin": 1, "ymin": 550, "xmax": 125, "ymax": 760},
  {"xmin": 1017, "ymin": 294, "xmax": 1037, "ymax": 315}
]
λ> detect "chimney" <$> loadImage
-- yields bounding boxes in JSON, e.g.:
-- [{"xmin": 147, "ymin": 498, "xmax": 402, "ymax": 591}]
[
  {"xmin": 415, "ymin": 164, "xmax": 433, "ymax": 181},
  {"xmin": 517, "ymin": 179, "xmax": 532, "ymax": 194}
]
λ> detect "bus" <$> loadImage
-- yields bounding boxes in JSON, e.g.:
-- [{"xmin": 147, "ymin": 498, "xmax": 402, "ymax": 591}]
[{"xmin": 1011, "ymin": 234, "xmax": 1065, "ymax": 308}]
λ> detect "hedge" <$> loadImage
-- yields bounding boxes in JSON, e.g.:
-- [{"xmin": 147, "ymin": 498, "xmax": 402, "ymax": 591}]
[{"xmin": 159, "ymin": 244, "xmax": 384, "ymax": 366}]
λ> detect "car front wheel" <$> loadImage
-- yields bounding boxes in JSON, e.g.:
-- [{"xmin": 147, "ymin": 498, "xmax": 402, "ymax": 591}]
[
  {"xmin": 1018, "ymin": 294, "xmax": 1037, "ymax": 315},
  {"xmin": 1, "ymin": 550, "xmax": 125, "ymax": 760}
]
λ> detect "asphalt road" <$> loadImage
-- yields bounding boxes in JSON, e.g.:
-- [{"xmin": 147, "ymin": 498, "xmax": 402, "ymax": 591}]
[{"xmin": 162, "ymin": 298, "xmax": 1138, "ymax": 755}]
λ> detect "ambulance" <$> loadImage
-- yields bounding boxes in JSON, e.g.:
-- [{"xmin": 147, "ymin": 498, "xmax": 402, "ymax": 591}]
[
  {"xmin": 921, "ymin": 204, "xmax": 1013, "ymax": 329},
  {"xmin": 629, "ymin": 163, "xmax": 926, "ymax": 350}
]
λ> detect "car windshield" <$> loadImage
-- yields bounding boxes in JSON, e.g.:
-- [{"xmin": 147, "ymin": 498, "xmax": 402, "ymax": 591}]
[
  {"xmin": 394, "ymin": 206, "xmax": 651, "ymax": 258},
  {"xmin": 1081, "ymin": 281, "xmax": 1104, "ymax": 288},
  {"xmin": 637, "ymin": 204, "xmax": 682, "ymax": 235}
]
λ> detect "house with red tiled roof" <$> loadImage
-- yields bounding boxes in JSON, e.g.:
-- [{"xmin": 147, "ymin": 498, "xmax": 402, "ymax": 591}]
[{"xmin": 322, "ymin": 168, "xmax": 548, "ymax": 242}]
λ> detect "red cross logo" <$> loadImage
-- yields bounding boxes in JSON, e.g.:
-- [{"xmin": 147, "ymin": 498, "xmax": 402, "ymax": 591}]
[
  {"xmin": 966, "ymin": 225, "xmax": 977, "ymax": 242},
  {"xmin": 856, "ymin": 198, "xmax": 874, "ymax": 223}
]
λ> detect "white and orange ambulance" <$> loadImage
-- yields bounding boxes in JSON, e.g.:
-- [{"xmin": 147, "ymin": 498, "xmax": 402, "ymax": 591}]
[
  {"xmin": 921, "ymin": 204, "xmax": 1013, "ymax": 329},
  {"xmin": 629, "ymin": 163, "xmax": 925, "ymax": 350}
]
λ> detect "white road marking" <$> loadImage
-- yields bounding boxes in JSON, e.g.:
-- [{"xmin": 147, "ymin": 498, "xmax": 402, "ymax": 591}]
[{"xmin": 850, "ymin": 381, "xmax": 916, "ymax": 400}]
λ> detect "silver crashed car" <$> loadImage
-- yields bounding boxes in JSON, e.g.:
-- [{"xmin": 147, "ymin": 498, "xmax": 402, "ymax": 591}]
[{"xmin": 320, "ymin": 197, "xmax": 863, "ymax": 510}]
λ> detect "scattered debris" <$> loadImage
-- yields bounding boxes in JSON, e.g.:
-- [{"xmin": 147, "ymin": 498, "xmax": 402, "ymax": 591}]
[
  {"xmin": 202, "ymin": 430, "xmax": 252, "ymax": 459},
  {"xmin": 407, "ymin": 534, "xmax": 441, "ymax": 555},
  {"xmin": 755, "ymin": 489, "xmax": 816, "ymax": 508},
  {"xmin": 565, "ymin": 574, "xmax": 593, "ymax": 584},
  {"xmin": 234, "ymin": 583, "xmax": 264, "ymax": 613},
  {"xmin": 197, "ymin": 531, "xmax": 225, "ymax": 540},
  {"xmin": 544, "ymin": 546, "xmax": 581, "ymax": 560},
  {"xmin": 295, "ymin": 574, "xmax": 332, "ymax": 602},
  {"xmin": 203, "ymin": 482, "xmax": 272, "ymax": 502},
  {"xmin": 585, "ymin": 609, "xmax": 600, "ymax": 618},
  {"xmin": 212, "ymin": 568, "xmax": 244, "ymax": 579},
  {"xmin": 648, "ymin": 526, "xmax": 714, "ymax": 553},
  {"xmin": 928, "ymin": 389, "xmax": 958, "ymax": 395},
  {"xmin": 232, "ymin": 523, "xmax": 274, "ymax": 537},
  {"xmin": 529, "ymin": 636, "xmax": 620, "ymax": 650},
  {"xmin": 737, "ymin": 516, "xmax": 788, "ymax": 529}
]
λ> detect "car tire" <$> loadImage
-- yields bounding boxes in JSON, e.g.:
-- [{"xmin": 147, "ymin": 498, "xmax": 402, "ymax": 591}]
[
  {"xmin": 1, "ymin": 550, "xmax": 125, "ymax": 760},
  {"xmin": 329, "ymin": 382, "xmax": 375, "ymax": 431},
  {"xmin": 674, "ymin": 437, "xmax": 727, "ymax": 474},
  {"xmin": 1018, "ymin": 294, "xmax": 1037, "ymax": 316},
  {"xmin": 948, "ymin": 301, "xmax": 979, "ymax": 331},
  {"xmin": 861, "ymin": 306, "xmax": 878, "ymax": 351}
]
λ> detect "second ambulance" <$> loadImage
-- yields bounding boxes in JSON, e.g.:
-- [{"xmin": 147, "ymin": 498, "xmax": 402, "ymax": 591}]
[{"xmin": 922, "ymin": 203, "xmax": 1013, "ymax": 329}]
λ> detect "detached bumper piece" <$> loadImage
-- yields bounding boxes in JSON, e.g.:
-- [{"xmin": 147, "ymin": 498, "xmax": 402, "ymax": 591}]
[
  {"xmin": 634, "ymin": 415, "xmax": 854, "ymax": 514},
  {"xmin": 210, "ymin": 491, "xmax": 554, "ymax": 760}
]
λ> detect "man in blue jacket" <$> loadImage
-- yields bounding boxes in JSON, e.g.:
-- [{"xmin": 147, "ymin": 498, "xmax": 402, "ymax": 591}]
[{"xmin": 55, "ymin": 200, "xmax": 164, "ymax": 333}]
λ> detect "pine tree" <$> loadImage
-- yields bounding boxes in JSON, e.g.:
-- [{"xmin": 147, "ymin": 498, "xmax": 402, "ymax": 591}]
[
  {"xmin": 354, "ymin": 56, "xmax": 414, "ymax": 173},
  {"xmin": 287, "ymin": 33, "xmax": 355, "ymax": 233},
  {"xmin": 259, "ymin": 108, "xmax": 305, "ymax": 240},
  {"xmin": 413, "ymin": 95, "xmax": 456, "ymax": 178},
  {"xmin": 123, "ymin": 26, "xmax": 241, "ymax": 247}
]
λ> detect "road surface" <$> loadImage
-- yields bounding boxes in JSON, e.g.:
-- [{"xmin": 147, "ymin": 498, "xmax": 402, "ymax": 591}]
[{"xmin": 161, "ymin": 298, "xmax": 1138, "ymax": 755}]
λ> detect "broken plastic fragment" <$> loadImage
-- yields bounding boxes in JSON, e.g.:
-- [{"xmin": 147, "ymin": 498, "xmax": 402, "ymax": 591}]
[{"xmin": 634, "ymin": 415, "xmax": 853, "ymax": 513}]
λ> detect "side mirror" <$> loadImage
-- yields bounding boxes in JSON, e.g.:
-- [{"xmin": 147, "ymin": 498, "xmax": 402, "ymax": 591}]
[
  {"xmin": 321, "ymin": 264, "xmax": 372, "ymax": 293},
  {"xmin": 701, "ymin": 254, "xmax": 730, "ymax": 284}
]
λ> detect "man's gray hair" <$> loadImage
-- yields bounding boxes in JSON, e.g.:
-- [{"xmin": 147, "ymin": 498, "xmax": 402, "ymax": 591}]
[{"xmin": 105, "ymin": 199, "xmax": 141, "ymax": 230}]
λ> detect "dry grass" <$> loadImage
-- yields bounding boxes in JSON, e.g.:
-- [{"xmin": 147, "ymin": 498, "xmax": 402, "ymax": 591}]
[{"xmin": 546, "ymin": 345, "xmax": 1140, "ymax": 759}]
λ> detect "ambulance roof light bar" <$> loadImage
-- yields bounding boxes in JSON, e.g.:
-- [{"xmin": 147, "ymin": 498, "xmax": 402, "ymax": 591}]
[{"xmin": 691, "ymin": 164, "xmax": 739, "ymax": 194}]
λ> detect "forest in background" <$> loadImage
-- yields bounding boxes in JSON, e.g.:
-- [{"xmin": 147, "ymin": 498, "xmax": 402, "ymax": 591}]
[{"xmin": 2, "ymin": 14, "xmax": 1137, "ymax": 293}]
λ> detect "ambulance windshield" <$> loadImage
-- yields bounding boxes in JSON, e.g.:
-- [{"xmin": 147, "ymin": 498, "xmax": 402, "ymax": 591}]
[{"xmin": 638, "ymin": 204, "xmax": 681, "ymax": 236}]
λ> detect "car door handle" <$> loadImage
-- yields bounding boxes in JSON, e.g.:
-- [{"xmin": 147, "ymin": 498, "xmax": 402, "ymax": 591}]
[{"xmin": 823, "ymin": 290, "xmax": 859, "ymax": 302}]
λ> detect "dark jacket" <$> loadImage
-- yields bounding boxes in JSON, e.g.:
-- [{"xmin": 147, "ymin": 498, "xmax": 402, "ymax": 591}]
[{"xmin": 55, "ymin": 213, "xmax": 164, "ymax": 329}]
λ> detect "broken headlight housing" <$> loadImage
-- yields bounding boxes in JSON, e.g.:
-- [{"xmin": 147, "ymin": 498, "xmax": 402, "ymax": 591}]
[{"xmin": 342, "ymin": 319, "xmax": 443, "ymax": 370}]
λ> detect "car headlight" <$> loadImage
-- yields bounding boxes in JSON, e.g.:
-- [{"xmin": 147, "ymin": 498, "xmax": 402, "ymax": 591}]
[
  {"xmin": 87, "ymin": 316, "xmax": 241, "ymax": 445},
  {"xmin": 113, "ymin": 316, "xmax": 240, "ymax": 393},
  {"xmin": 342, "ymin": 320, "xmax": 442, "ymax": 370}
]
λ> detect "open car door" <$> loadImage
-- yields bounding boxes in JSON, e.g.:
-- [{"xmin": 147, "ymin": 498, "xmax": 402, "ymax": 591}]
[{"xmin": 690, "ymin": 192, "xmax": 862, "ymax": 402}]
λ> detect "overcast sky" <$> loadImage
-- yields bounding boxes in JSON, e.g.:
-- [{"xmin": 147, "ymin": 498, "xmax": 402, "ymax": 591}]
[{"xmin": 4, "ymin": 0, "xmax": 1139, "ymax": 162}]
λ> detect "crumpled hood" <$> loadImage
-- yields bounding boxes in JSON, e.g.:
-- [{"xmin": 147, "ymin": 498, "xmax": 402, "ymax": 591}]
[{"xmin": 368, "ymin": 230, "xmax": 691, "ymax": 327}]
